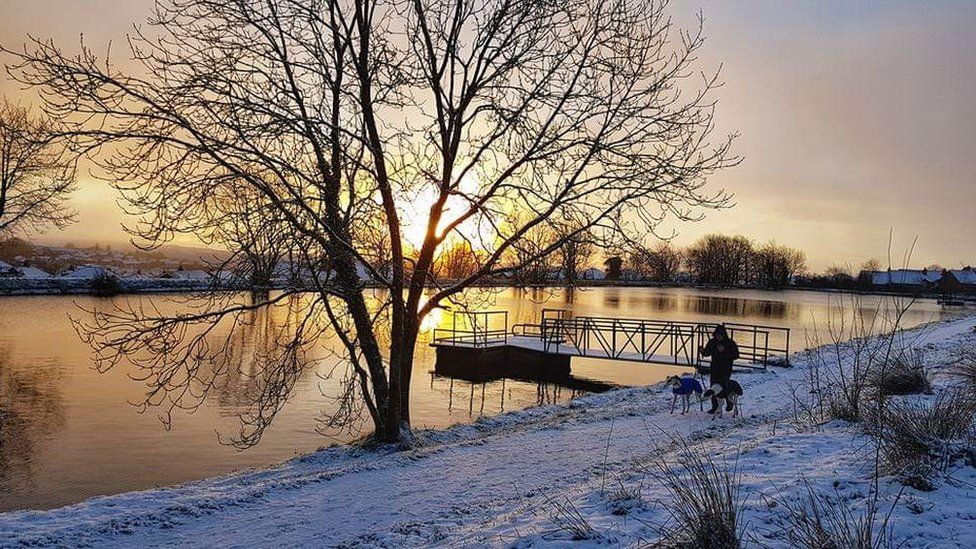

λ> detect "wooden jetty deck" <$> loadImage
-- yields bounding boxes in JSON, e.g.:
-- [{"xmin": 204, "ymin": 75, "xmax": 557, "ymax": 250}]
[{"xmin": 431, "ymin": 309, "xmax": 791, "ymax": 379}]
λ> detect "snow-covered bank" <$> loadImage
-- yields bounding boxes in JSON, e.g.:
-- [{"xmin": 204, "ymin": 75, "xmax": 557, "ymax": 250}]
[
  {"xmin": 0, "ymin": 277, "xmax": 218, "ymax": 296},
  {"xmin": 1, "ymin": 314, "xmax": 975, "ymax": 547}
]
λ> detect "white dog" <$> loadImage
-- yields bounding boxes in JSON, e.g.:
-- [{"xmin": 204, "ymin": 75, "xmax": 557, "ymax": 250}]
[{"xmin": 701, "ymin": 380, "xmax": 743, "ymax": 419}]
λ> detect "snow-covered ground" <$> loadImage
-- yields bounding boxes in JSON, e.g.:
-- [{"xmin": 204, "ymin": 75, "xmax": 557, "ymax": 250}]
[{"xmin": 2, "ymin": 314, "xmax": 975, "ymax": 547}]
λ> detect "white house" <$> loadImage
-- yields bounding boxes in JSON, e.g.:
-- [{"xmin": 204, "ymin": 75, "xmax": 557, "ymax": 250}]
[
  {"xmin": 0, "ymin": 260, "xmax": 53, "ymax": 279},
  {"xmin": 59, "ymin": 265, "xmax": 115, "ymax": 280},
  {"xmin": 0, "ymin": 260, "xmax": 16, "ymax": 277},
  {"xmin": 545, "ymin": 267, "xmax": 565, "ymax": 282},
  {"xmin": 16, "ymin": 265, "xmax": 52, "ymax": 279},
  {"xmin": 168, "ymin": 269, "xmax": 213, "ymax": 282},
  {"xmin": 621, "ymin": 268, "xmax": 643, "ymax": 281},
  {"xmin": 949, "ymin": 268, "xmax": 976, "ymax": 286},
  {"xmin": 581, "ymin": 267, "xmax": 606, "ymax": 280},
  {"xmin": 871, "ymin": 269, "xmax": 942, "ymax": 286}
]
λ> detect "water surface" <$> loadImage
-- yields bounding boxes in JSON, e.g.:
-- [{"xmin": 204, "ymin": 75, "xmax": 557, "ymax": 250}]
[{"xmin": 0, "ymin": 287, "xmax": 954, "ymax": 511}]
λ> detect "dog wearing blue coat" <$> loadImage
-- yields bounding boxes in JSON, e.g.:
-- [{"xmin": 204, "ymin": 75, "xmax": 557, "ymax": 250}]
[{"xmin": 666, "ymin": 375, "xmax": 704, "ymax": 414}]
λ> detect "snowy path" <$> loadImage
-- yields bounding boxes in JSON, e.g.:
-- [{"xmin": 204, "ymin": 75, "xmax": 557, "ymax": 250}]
[{"xmin": 2, "ymin": 314, "xmax": 975, "ymax": 547}]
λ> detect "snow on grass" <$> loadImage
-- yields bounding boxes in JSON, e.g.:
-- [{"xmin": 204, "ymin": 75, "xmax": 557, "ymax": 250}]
[{"xmin": 1, "ymin": 314, "xmax": 974, "ymax": 547}]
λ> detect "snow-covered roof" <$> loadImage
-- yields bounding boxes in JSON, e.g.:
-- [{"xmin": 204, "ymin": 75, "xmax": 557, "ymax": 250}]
[
  {"xmin": 949, "ymin": 268, "xmax": 976, "ymax": 285},
  {"xmin": 169, "ymin": 269, "xmax": 212, "ymax": 281},
  {"xmin": 0, "ymin": 261, "xmax": 52, "ymax": 279},
  {"xmin": 871, "ymin": 269, "xmax": 941, "ymax": 285},
  {"xmin": 60, "ymin": 265, "xmax": 114, "ymax": 279},
  {"xmin": 581, "ymin": 267, "xmax": 606, "ymax": 280},
  {"xmin": 16, "ymin": 266, "xmax": 52, "ymax": 279}
]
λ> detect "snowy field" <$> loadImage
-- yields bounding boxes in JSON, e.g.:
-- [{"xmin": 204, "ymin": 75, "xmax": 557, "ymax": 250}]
[{"xmin": 1, "ymin": 313, "xmax": 975, "ymax": 547}]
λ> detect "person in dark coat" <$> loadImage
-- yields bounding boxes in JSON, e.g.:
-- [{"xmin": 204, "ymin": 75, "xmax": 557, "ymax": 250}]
[{"xmin": 699, "ymin": 325, "xmax": 739, "ymax": 413}]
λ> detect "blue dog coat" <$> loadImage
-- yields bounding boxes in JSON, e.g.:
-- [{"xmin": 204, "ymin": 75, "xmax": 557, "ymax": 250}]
[{"xmin": 672, "ymin": 377, "xmax": 703, "ymax": 396}]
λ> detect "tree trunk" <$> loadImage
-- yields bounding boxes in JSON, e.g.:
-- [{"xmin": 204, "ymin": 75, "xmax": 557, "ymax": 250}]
[{"xmin": 377, "ymin": 320, "xmax": 419, "ymax": 442}]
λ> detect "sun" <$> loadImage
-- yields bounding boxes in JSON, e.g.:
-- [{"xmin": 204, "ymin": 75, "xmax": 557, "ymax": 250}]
[{"xmin": 399, "ymin": 172, "xmax": 484, "ymax": 251}]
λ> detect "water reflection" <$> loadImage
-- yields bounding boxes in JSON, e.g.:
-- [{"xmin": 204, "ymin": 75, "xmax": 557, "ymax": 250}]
[
  {"xmin": 429, "ymin": 372, "xmax": 614, "ymax": 417},
  {"xmin": 603, "ymin": 288, "xmax": 621, "ymax": 309},
  {"xmin": 0, "ymin": 287, "xmax": 958, "ymax": 512},
  {"xmin": 0, "ymin": 346, "xmax": 66, "ymax": 501}
]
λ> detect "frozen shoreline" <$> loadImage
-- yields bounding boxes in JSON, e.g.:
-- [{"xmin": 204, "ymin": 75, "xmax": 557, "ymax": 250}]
[
  {"xmin": 1, "ymin": 314, "xmax": 975, "ymax": 547},
  {"xmin": 3, "ymin": 276, "xmax": 971, "ymax": 301}
]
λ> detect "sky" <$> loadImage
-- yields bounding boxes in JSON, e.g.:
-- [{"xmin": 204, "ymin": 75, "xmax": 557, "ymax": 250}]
[{"xmin": 1, "ymin": 0, "xmax": 974, "ymax": 270}]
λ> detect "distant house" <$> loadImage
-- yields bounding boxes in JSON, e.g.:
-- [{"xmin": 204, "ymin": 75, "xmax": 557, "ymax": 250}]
[
  {"xmin": 940, "ymin": 267, "xmax": 976, "ymax": 294},
  {"xmin": 950, "ymin": 267, "xmax": 976, "ymax": 285},
  {"xmin": 870, "ymin": 269, "xmax": 941, "ymax": 286},
  {"xmin": 545, "ymin": 267, "xmax": 565, "ymax": 282},
  {"xmin": 581, "ymin": 267, "xmax": 606, "ymax": 281},
  {"xmin": 16, "ymin": 265, "xmax": 52, "ymax": 279},
  {"xmin": 168, "ymin": 269, "xmax": 213, "ymax": 282},
  {"xmin": 870, "ymin": 267, "xmax": 976, "ymax": 294},
  {"xmin": 59, "ymin": 265, "xmax": 115, "ymax": 280},
  {"xmin": 621, "ymin": 268, "xmax": 643, "ymax": 282},
  {"xmin": 0, "ymin": 260, "xmax": 52, "ymax": 279}
]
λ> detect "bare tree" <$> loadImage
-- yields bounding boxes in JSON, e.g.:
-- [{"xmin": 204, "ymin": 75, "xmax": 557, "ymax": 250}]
[
  {"xmin": 6, "ymin": 0, "xmax": 737, "ymax": 443},
  {"xmin": 685, "ymin": 234, "xmax": 753, "ymax": 286},
  {"xmin": 630, "ymin": 240, "xmax": 683, "ymax": 282},
  {"xmin": 752, "ymin": 241, "xmax": 806, "ymax": 289},
  {"xmin": 505, "ymin": 219, "xmax": 559, "ymax": 285},
  {"xmin": 556, "ymin": 223, "xmax": 594, "ymax": 285},
  {"xmin": 212, "ymin": 190, "xmax": 293, "ymax": 288},
  {"xmin": 433, "ymin": 240, "xmax": 481, "ymax": 280},
  {"xmin": 0, "ymin": 98, "xmax": 76, "ymax": 236}
]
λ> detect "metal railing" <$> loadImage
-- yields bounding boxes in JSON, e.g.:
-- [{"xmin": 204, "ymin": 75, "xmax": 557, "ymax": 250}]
[
  {"xmin": 538, "ymin": 316, "xmax": 701, "ymax": 365},
  {"xmin": 437, "ymin": 308, "xmax": 791, "ymax": 368},
  {"xmin": 527, "ymin": 309, "xmax": 790, "ymax": 369},
  {"xmin": 431, "ymin": 310, "xmax": 509, "ymax": 348}
]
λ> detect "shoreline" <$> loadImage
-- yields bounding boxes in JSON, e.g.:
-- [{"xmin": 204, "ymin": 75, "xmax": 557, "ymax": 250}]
[
  {"xmin": 1, "ymin": 277, "xmax": 971, "ymax": 302},
  {"xmin": 2, "ymin": 312, "xmax": 974, "ymax": 546}
]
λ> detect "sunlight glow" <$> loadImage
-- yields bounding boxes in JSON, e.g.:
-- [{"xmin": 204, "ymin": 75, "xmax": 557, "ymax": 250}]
[{"xmin": 399, "ymin": 171, "xmax": 486, "ymax": 252}]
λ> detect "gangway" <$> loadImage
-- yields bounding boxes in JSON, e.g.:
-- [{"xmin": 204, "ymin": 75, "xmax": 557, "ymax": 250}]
[{"xmin": 431, "ymin": 308, "xmax": 790, "ymax": 376}]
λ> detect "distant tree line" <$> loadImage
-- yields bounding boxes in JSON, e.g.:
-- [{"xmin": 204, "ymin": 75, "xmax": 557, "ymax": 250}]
[
  {"xmin": 489, "ymin": 232, "xmax": 807, "ymax": 289},
  {"xmin": 625, "ymin": 234, "xmax": 807, "ymax": 289}
]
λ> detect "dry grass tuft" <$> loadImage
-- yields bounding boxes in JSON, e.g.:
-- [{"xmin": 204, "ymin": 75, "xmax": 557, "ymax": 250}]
[
  {"xmin": 872, "ymin": 390, "xmax": 976, "ymax": 489},
  {"xmin": 772, "ymin": 479, "xmax": 896, "ymax": 549},
  {"xmin": 946, "ymin": 348, "xmax": 976, "ymax": 390},
  {"xmin": 869, "ymin": 350, "xmax": 931, "ymax": 397},
  {"xmin": 651, "ymin": 445, "xmax": 744, "ymax": 548}
]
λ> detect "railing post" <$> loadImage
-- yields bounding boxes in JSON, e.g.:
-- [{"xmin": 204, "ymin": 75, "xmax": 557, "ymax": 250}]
[
  {"xmin": 612, "ymin": 319, "xmax": 617, "ymax": 359},
  {"xmin": 786, "ymin": 328, "xmax": 791, "ymax": 366},
  {"xmin": 641, "ymin": 321, "xmax": 646, "ymax": 361}
]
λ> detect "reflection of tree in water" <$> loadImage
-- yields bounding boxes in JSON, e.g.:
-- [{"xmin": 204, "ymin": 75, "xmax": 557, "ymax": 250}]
[
  {"xmin": 685, "ymin": 295, "xmax": 795, "ymax": 320},
  {"xmin": 0, "ymin": 346, "xmax": 66, "ymax": 505},
  {"xmin": 95, "ymin": 291, "xmax": 336, "ymax": 448},
  {"xmin": 602, "ymin": 289, "xmax": 621, "ymax": 309},
  {"xmin": 198, "ymin": 292, "xmax": 337, "ymax": 441},
  {"xmin": 632, "ymin": 294, "xmax": 679, "ymax": 312}
]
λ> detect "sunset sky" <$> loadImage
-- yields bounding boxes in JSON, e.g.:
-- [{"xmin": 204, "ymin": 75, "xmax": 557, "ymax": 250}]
[{"xmin": 1, "ymin": 0, "xmax": 974, "ymax": 270}]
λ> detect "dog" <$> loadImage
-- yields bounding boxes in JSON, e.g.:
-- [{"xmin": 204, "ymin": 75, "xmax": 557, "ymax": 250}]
[
  {"xmin": 701, "ymin": 380, "xmax": 743, "ymax": 419},
  {"xmin": 666, "ymin": 375, "xmax": 703, "ymax": 414}
]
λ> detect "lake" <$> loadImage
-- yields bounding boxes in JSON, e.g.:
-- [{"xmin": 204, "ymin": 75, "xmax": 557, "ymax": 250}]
[{"xmin": 0, "ymin": 287, "xmax": 956, "ymax": 512}]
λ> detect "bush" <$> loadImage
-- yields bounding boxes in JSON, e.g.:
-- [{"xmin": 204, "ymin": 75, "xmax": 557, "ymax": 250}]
[
  {"xmin": 947, "ymin": 349, "xmax": 976, "ymax": 390},
  {"xmin": 89, "ymin": 273, "xmax": 123, "ymax": 296},
  {"xmin": 544, "ymin": 496, "xmax": 604, "ymax": 541},
  {"xmin": 605, "ymin": 481, "xmax": 645, "ymax": 516},
  {"xmin": 772, "ymin": 480, "xmax": 895, "ymax": 549},
  {"xmin": 869, "ymin": 351, "xmax": 931, "ymax": 397},
  {"xmin": 874, "ymin": 390, "xmax": 976, "ymax": 489},
  {"xmin": 652, "ymin": 445, "xmax": 744, "ymax": 548}
]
